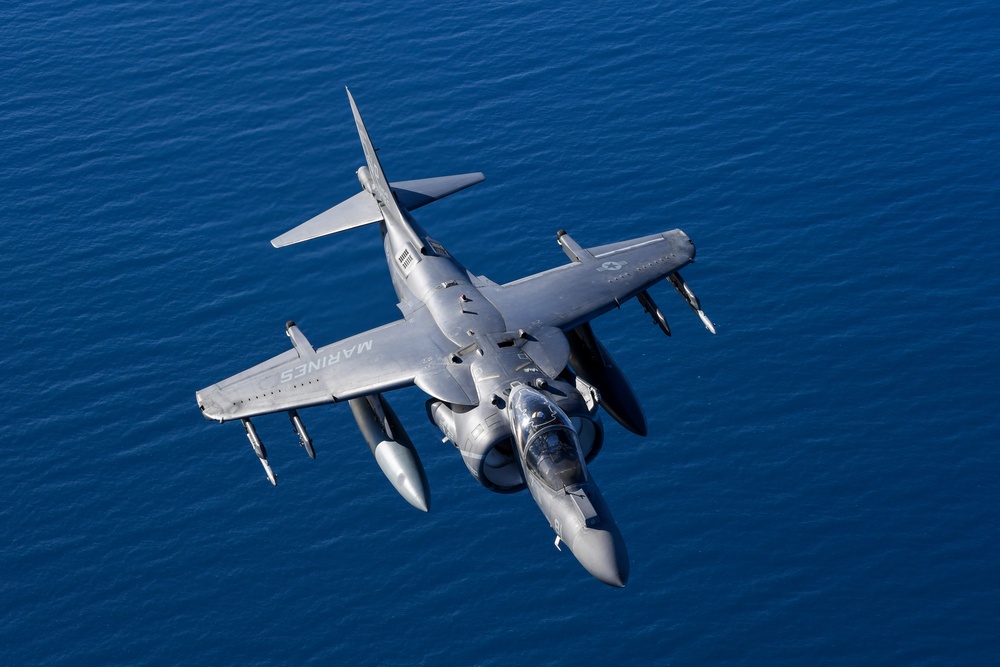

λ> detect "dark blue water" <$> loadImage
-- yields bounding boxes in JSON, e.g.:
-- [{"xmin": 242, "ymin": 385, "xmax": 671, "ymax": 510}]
[{"xmin": 3, "ymin": 1, "xmax": 998, "ymax": 664}]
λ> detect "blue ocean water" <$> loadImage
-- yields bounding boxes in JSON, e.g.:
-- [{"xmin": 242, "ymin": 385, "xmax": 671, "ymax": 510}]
[{"xmin": 3, "ymin": 0, "xmax": 998, "ymax": 664}]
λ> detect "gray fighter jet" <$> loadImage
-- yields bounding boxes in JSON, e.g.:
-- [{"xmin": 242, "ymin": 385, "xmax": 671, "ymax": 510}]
[{"xmin": 196, "ymin": 89, "xmax": 715, "ymax": 587}]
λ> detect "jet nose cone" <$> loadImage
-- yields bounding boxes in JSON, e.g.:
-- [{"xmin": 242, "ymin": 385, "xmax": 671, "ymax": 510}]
[{"xmin": 571, "ymin": 526, "xmax": 630, "ymax": 588}]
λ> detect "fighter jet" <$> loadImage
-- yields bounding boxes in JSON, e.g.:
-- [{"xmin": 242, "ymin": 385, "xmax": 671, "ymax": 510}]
[{"xmin": 196, "ymin": 89, "xmax": 715, "ymax": 587}]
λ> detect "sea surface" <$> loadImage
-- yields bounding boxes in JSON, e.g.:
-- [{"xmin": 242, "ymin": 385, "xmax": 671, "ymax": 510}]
[{"xmin": 2, "ymin": 1, "xmax": 998, "ymax": 664}]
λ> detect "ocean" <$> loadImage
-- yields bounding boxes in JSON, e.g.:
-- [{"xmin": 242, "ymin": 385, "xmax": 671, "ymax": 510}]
[{"xmin": 2, "ymin": 0, "xmax": 998, "ymax": 664}]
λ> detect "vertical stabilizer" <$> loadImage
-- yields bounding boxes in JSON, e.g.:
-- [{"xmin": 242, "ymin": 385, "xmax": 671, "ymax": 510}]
[{"xmin": 346, "ymin": 87, "xmax": 404, "ymax": 223}]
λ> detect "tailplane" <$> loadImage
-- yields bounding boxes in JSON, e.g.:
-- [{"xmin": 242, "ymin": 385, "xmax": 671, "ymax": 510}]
[
  {"xmin": 271, "ymin": 190, "xmax": 382, "ymax": 248},
  {"xmin": 271, "ymin": 88, "xmax": 484, "ymax": 249}
]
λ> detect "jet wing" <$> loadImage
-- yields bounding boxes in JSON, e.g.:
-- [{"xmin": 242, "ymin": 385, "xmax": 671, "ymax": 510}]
[
  {"xmin": 480, "ymin": 229, "xmax": 697, "ymax": 333},
  {"xmin": 196, "ymin": 307, "xmax": 478, "ymax": 422}
]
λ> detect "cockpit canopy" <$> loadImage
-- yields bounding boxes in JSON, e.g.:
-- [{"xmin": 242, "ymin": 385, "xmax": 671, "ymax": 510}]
[{"xmin": 509, "ymin": 385, "xmax": 588, "ymax": 491}]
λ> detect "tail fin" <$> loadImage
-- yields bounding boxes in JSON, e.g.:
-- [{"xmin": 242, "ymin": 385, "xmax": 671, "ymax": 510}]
[
  {"xmin": 270, "ymin": 89, "xmax": 484, "ymax": 248},
  {"xmin": 346, "ymin": 87, "xmax": 404, "ymax": 222}
]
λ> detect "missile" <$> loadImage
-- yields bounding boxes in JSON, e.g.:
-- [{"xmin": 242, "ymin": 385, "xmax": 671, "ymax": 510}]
[
  {"xmin": 242, "ymin": 418, "xmax": 277, "ymax": 486},
  {"xmin": 566, "ymin": 322, "xmax": 647, "ymax": 436},
  {"xmin": 288, "ymin": 410, "xmax": 316, "ymax": 459},
  {"xmin": 349, "ymin": 393, "xmax": 431, "ymax": 512},
  {"xmin": 636, "ymin": 289, "xmax": 671, "ymax": 337},
  {"xmin": 668, "ymin": 272, "xmax": 715, "ymax": 334}
]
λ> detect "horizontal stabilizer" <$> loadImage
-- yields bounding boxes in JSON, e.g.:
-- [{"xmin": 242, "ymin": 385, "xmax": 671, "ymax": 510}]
[
  {"xmin": 271, "ymin": 190, "xmax": 383, "ymax": 248},
  {"xmin": 391, "ymin": 173, "xmax": 485, "ymax": 211}
]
